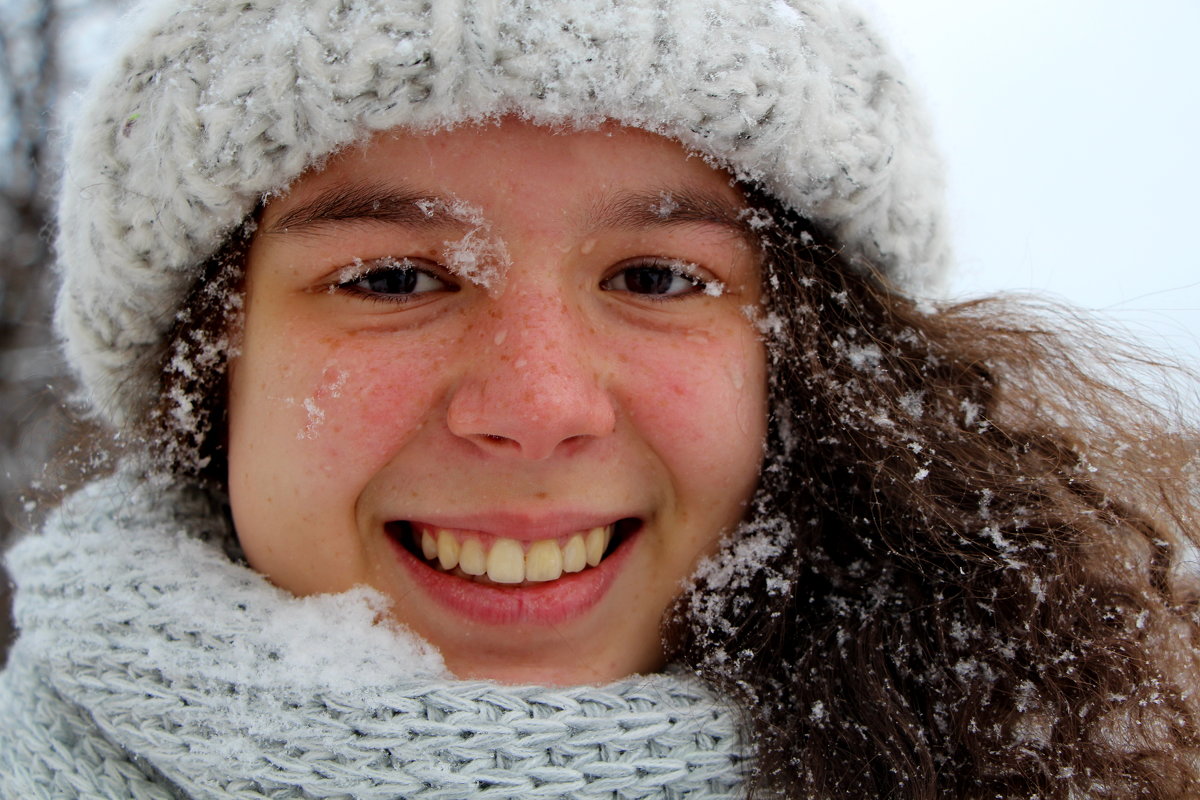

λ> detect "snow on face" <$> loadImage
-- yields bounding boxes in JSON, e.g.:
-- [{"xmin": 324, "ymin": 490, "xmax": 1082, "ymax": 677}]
[
  {"xmin": 226, "ymin": 120, "xmax": 768, "ymax": 685},
  {"xmin": 414, "ymin": 196, "xmax": 511, "ymax": 293},
  {"xmin": 293, "ymin": 367, "xmax": 348, "ymax": 440}
]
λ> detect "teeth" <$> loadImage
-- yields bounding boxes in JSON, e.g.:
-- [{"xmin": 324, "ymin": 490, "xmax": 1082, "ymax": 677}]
[
  {"xmin": 561, "ymin": 534, "xmax": 587, "ymax": 574},
  {"xmin": 585, "ymin": 526, "xmax": 611, "ymax": 567},
  {"xmin": 487, "ymin": 539, "xmax": 525, "ymax": 584},
  {"xmin": 458, "ymin": 538, "xmax": 487, "ymax": 576},
  {"xmin": 421, "ymin": 530, "xmax": 438, "ymax": 561},
  {"xmin": 525, "ymin": 539, "xmax": 564, "ymax": 582},
  {"xmin": 413, "ymin": 524, "xmax": 617, "ymax": 583},
  {"xmin": 436, "ymin": 529, "xmax": 459, "ymax": 571}
]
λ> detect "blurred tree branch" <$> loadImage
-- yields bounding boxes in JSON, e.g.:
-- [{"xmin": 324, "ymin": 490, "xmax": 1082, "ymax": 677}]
[
  {"xmin": 1, "ymin": 0, "xmax": 58, "ymax": 312},
  {"xmin": 1, "ymin": 0, "xmax": 123, "ymax": 665}
]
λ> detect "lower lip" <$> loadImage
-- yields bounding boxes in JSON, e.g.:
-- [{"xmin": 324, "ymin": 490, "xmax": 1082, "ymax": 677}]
[{"xmin": 386, "ymin": 528, "xmax": 635, "ymax": 626}]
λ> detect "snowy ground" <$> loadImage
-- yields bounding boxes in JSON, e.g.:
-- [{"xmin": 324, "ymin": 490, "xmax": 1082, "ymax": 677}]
[{"xmin": 871, "ymin": 0, "xmax": 1200, "ymax": 371}]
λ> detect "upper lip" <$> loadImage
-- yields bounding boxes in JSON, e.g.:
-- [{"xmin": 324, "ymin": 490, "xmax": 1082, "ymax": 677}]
[{"xmin": 395, "ymin": 510, "xmax": 636, "ymax": 541}]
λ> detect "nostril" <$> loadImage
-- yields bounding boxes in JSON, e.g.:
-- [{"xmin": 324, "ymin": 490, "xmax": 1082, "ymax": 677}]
[
  {"xmin": 472, "ymin": 433, "xmax": 522, "ymax": 453},
  {"xmin": 446, "ymin": 361, "xmax": 616, "ymax": 458}
]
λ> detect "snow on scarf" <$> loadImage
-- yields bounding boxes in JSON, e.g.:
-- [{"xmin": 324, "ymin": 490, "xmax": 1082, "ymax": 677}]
[{"xmin": 0, "ymin": 473, "xmax": 744, "ymax": 798}]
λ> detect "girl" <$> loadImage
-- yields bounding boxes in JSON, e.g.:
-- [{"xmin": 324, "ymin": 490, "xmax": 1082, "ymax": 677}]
[{"xmin": 3, "ymin": 0, "xmax": 1199, "ymax": 797}]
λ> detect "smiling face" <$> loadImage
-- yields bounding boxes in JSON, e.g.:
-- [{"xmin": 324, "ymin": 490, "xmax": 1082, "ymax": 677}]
[{"xmin": 226, "ymin": 120, "xmax": 768, "ymax": 684}]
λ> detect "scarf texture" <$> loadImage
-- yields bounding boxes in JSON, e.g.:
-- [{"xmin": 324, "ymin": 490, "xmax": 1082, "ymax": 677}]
[{"xmin": 0, "ymin": 474, "xmax": 744, "ymax": 798}]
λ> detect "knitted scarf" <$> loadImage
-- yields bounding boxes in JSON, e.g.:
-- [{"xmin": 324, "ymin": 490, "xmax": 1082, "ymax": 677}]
[{"xmin": 0, "ymin": 474, "xmax": 745, "ymax": 799}]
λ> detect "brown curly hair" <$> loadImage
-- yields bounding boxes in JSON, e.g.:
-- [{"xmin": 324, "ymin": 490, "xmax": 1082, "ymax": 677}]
[{"xmin": 668, "ymin": 195, "xmax": 1200, "ymax": 798}]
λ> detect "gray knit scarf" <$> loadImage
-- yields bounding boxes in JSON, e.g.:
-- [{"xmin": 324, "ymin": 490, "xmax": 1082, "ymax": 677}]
[{"xmin": 0, "ymin": 474, "xmax": 744, "ymax": 798}]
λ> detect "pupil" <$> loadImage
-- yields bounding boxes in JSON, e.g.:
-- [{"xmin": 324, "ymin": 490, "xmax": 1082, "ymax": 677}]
[
  {"xmin": 366, "ymin": 269, "xmax": 417, "ymax": 294},
  {"xmin": 625, "ymin": 266, "xmax": 677, "ymax": 295}
]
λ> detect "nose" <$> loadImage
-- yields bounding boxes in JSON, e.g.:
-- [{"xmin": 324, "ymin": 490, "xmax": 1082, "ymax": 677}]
[{"xmin": 446, "ymin": 291, "xmax": 617, "ymax": 459}]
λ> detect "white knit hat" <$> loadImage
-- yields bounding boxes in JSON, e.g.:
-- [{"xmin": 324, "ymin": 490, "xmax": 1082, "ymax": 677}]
[{"xmin": 55, "ymin": 0, "xmax": 949, "ymax": 429}]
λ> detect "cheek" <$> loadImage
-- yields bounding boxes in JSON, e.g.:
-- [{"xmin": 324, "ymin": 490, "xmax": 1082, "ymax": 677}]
[
  {"xmin": 300, "ymin": 346, "xmax": 448, "ymax": 471},
  {"xmin": 619, "ymin": 325, "xmax": 767, "ymax": 496},
  {"xmin": 230, "ymin": 331, "xmax": 449, "ymax": 492},
  {"xmin": 226, "ymin": 318, "xmax": 456, "ymax": 595}
]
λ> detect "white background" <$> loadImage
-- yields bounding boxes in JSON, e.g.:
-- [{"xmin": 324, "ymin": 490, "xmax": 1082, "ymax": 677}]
[{"xmin": 870, "ymin": 1, "xmax": 1200, "ymax": 369}]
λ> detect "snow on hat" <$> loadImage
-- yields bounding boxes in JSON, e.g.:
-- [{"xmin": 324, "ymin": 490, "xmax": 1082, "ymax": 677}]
[{"xmin": 55, "ymin": 0, "xmax": 950, "ymax": 429}]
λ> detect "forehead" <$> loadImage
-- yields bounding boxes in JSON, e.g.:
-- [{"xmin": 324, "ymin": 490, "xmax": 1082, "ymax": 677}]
[{"xmin": 259, "ymin": 120, "xmax": 755, "ymax": 242}]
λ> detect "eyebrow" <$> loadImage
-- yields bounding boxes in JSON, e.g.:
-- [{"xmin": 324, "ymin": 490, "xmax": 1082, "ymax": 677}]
[
  {"xmin": 262, "ymin": 180, "xmax": 756, "ymax": 241},
  {"xmin": 263, "ymin": 182, "xmax": 461, "ymax": 234},
  {"xmin": 586, "ymin": 187, "xmax": 754, "ymax": 240}
]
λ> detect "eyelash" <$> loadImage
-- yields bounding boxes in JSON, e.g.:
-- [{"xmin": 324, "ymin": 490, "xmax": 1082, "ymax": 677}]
[
  {"xmin": 331, "ymin": 256, "xmax": 718, "ymax": 304},
  {"xmin": 601, "ymin": 258, "xmax": 714, "ymax": 300},
  {"xmin": 334, "ymin": 257, "xmax": 457, "ymax": 304}
]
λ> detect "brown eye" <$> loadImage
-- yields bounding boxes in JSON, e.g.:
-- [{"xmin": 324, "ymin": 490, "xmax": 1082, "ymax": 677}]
[
  {"xmin": 602, "ymin": 259, "xmax": 705, "ymax": 298},
  {"xmin": 338, "ymin": 257, "xmax": 457, "ymax": 301}
]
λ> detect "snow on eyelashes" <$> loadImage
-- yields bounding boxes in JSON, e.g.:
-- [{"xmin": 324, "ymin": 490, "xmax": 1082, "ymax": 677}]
[
  {"xmin": 326, "ymin": 196, "xmax": 511, "ymax": 298},
  {"xmin": 326, "ymin": 191, "xmax": 740, "ymax": 302},
  {"xmin": 415, "ymin": 196, "xmax": 511, "ymax": 294}
]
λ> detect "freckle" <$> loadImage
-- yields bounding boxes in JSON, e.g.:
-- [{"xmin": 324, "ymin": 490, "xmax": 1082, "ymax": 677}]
[
  {"xmin": 534, "ymin": 491, "xmax": 548, "ymax": 500},
  {"xmin": 494, "ymin": 329, "xmax": 507, "ymax": 346},
  {"xmin": 580, "ymin": 238, "xmax": 597, "ymax": 255}
]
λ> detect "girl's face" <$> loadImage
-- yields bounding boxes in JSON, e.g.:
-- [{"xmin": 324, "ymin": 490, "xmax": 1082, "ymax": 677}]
[{"xmin": 228, "ymin": 120, "xmax": 767, "ymax": 684}]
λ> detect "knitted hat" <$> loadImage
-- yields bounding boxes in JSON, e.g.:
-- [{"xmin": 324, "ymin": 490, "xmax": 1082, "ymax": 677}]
[{"xmin": 55, "ymin": 0, "xmax": 949, "ymax": 429}]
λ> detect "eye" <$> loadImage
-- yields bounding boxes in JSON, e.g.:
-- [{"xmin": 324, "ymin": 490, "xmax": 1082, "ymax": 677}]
[
  {"xmin": 601, "ymin": 259, "xmax": 710, "ymax": 299},
  {"xmin": 336, "ymin": 257, "xmax": 457, "ymax": 301}
]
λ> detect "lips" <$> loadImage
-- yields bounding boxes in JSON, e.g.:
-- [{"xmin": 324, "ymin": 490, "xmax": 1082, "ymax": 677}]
[{"xmin": 384, "ymin": 518, "xmax": 637, "ymax": 625}]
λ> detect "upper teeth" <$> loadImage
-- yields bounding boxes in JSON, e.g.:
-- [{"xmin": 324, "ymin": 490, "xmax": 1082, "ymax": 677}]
[{"xmin": 417, "ymin": 526, "xmax": 614, "ymax": 584}]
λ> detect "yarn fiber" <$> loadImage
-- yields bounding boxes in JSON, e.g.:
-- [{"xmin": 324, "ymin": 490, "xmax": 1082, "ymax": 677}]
[
  {"xmin": 55, "ymin": 0, "xmax": 948, "ymax": 429},
  {"xmin": 0, "ymin": 474, "xmax": 744, "ymax": 799}
]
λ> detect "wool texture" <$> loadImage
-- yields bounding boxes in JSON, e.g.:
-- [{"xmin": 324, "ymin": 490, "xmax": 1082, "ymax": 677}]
[
  {"xmin": 0, "ymin": 474, "xmax": 745, "ymax": 799},
  {"xmin": 55, "ymin": 0, "xmax": 948, "ymax": 429}
]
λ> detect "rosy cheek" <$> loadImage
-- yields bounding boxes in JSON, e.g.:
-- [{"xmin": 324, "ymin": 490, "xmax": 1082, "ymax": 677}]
[
  {"xmin": 621, "ymin": 327, "xmax": 765, "ymax": 465},
  {"xmin": 288, "ymin": 339, "xmax": 448, "ymax": 469}
]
